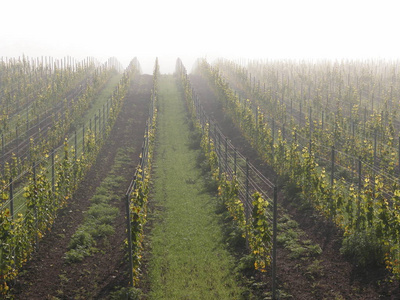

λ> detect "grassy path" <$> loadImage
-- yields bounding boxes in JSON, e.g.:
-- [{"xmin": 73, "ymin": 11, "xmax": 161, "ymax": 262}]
[{"xmin": 146, "ymin": 75, "xmax": 243, "ymax": 299}]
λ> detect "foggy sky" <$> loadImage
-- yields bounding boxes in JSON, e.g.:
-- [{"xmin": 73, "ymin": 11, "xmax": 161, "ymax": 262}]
[{"xmin": 1, "ymin": 0, "xmax": 399, "ymax": 73}]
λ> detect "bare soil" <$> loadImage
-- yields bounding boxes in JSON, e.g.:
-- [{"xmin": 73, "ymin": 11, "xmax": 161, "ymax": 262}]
[
  {"xmin": 189, "ymin": 74, "xmax": 400, "ymax": 299},
  {"xmin": 11, "ymin": 74, "xmax": 152, "ymax": 299}
]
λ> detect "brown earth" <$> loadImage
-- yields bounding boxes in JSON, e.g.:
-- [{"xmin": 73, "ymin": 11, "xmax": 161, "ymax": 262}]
[
  {"xmin": 189, "ymin": 73, "xmax": 400, "ymax": 299},
  {"xmin": 11, "ymin": 74, "xmax": 152, "ymax": 299}
]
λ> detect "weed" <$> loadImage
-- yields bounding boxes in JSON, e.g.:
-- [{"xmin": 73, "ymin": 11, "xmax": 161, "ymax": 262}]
[
  {"xmin": 307, "ymin": 244, "xmax": 323, "ymax": 257},
  {"xmin": 306, "ymin": 259, "xmax": 324, "ymax": 278},
  {"xmin": 68, "ymin": 230, "xmax": 95, "ymax": 250},
  {"xmin": 95, "ymin": 185, "xmax": 108, "ymax": 196},
  {"xmin": 103, "ymin": 175, "xmax": 125, "ymax": 189},
  {"xmin": 235, "ymin": 254, "xmax": 256, "ymax": 275},
  {"xmin": 90, "ymin": 194, "xmax": 109, "ymax": 204},
  {"xmin": 340, "ymin": 228, "xmax": 386, "ymax": 267},
  {"xmin": 188, "ymin": 130, "xmax": 202, "ymax": 150},
  {"xmin": 277, "ymin": 213, "xmax": 322, "ymax": 260},
  {"xmin": 288, "ymin": 244, "xmax": 308, "ymax": 259},
  {"xmin": 58, "ymin": 273, "xmax": 69, "ymax": 284},
  {"xmin": 110, "ymin": 287, "xmax": 142, "ymax": 300},
  {"xmin": 64, "ymin": 247, "xmax": 89, "ymax": 263},
  {"xmin": 86, "ymin": 203, "xmax": 118, "ymax": 224},
  {"xmin": 90, "ymin": 223, "xmax": 115, "ymax": 238}
]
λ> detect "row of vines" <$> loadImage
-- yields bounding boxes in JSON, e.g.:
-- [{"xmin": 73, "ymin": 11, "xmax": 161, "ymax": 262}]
[
  {"xmin": 125, "ymin": 58, "xmax": 159, "ymax": 288},
  {"xmin": 176, "ymin": 58, "xmax": 278, "ymax": 296},
  {"xmin": 196, "ymin": 58, "xmax": 400, "ymax": 279},
  {"xmin": 0, "ymin": 57, "xmax": 140, "ymax": 294},
  {"xmin": 0, "ymin": 57, "xmax": 122, "ymax": 185}
]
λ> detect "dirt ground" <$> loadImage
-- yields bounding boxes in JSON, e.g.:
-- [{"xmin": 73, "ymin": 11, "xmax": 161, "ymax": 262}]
[
  {"xmin": 189, "ymin": 73, "xmax": 400, "ymax": 299},
  {"xmin": 10, "ymin": 71, "xmax": 400, "ymax": 299},
  {"xmin": 11, "ymin": 74, "xmax": 152, "ymax": 299}
]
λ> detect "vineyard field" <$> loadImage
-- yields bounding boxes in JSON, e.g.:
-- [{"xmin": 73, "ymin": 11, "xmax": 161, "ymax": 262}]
[{"xmin": 1, "ymin": 56, "xmax": 400, "ymax": 299}]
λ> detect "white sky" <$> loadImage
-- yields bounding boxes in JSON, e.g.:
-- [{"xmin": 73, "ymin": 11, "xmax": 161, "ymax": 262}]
[{"xmin": 1, "ymin": 0, "xmax": 399, "ymax": 74}]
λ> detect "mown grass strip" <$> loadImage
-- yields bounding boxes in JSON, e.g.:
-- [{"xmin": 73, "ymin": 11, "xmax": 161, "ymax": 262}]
[{"xmin": 147, "ymin": 75, "xmax": 243, "ymax": 299}]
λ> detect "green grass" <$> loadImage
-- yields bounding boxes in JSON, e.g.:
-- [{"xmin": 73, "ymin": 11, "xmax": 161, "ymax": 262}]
[{"xmin": 147, "ymin": 75, "xmax": 244, "ymax": 299}]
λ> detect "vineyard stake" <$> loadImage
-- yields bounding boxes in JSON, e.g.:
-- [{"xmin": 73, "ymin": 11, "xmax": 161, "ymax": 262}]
[
  {"xmin": 373, "ymin": 130, "xmax": 377, "ymax": 190},
  {"xmin": 272, "ymin": 186, "xmax": 278, "ymax": 300},
  {"xmin": 102, "ymin": 105, "xmax": 105, "ymax": 134},
  {"xmin": 82, "ymin": 124, "xmax": 85, "ymax": 153},
  {"xmin": 74, "ymin": 131, "xmax": 77, "ymax": 162},
  {"xmin": 16, "ymin": 126, "xmax": 19, "ymax": 172},
  {"xmin": 1, "ymin": 134, "xmax": 4, "ymax": 176},
  {"xmin": 33, "ymin": 162, "xmax": 39, "ymax": 250},
  {"xmin": 398, "ymin": 136, "xmax": 400, "ymax": 174},
  {"xmin": 299, "ymin": 101, "xmax": 302, "ymax": 126},
  {"xmin": 107, "ymin": 100, "xmax": 110, "ymax": 121},
  {"xmin": 246, "ymin": 157, "xmax": 249, "ymax": 212},
  {"xmin": 234, "ymin": 147, "xmax": 237, "ymax": 176},
  {"xmin": 374, "ymin": 129, "xmax": 377, "ymax": 167},
  {"xmin": 218, "ymin": 131, "xmax": 221, "ymax": 160},
  {"xmin": 256, "ymin": 107, "xmax": 259, "ymax": 148},
  {"xmin": 94, "ymin": 114, "xmax": 97, "ymax": 140},
  {"xmin": 9, "ymin": 177, "xmax": 13, "ymax": 220},
  {"xmin": 272, "ymin": 118, "xmax": 275, "ymax": 159},
  {"xmin": 125, "ymin": 193, "xmax": 134, "ymax": 287},
  {"xmin": 98, "ymin": 108, "xmax": 101, "ymax": 137},
  {"xmin": 10, "ymin": 176, "xmax": 15, "ymax": 277},
  {"xmin": 357, "ymin": 157, "xmax": 362, "ymax": 228},
  {"xmin": 309, "ymin": 106, "xmax": 312, "ymax": 138},
  {"xmin": 51, "ymin": 150, "xmax": 55, "ymax": 193},
  {"xmin": 225, "ymin": 137, "xmax": 228, "ymax": 173},
  {"xmin": 331, "ymin": 146, "xmax": 335, "ymax": 187}
]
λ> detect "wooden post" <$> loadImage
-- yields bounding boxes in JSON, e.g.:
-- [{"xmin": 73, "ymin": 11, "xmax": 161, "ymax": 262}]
[
  {"xmin": 322, "ymin": 111, "xmax": 324, "ymax": 131},
  {"xmin": 98, "ymin": 108, "xmax": 101, "ymax": 137},
  {"xmin": 290, "ymin": 99, "xmax": 293, "ymax": 117},
  {"xmin": 272, "ymin": 118, "xmax": 275, "ymax": 158},
  {"xmin": 26, "ymin": 109, "xmax": 29, "ymax": 132},
  {"xmin": 255, "ymin": 107, "xmax": 259, "ymax": 147},
  {"xmin": 299, "ymin": 101, "xmax": 302, "ymax": 126},
  {"xmin": 1, "ymin": 134, "xmax": 4, "ymax": 176},
  {"xmin": 94, "ymin": 115, "xmax": 97, "ymax": 140},
  {"xmin": 16, "ymin": 126, "xmax": 19, "ymax": 171},
  {"xmin": 225, "ymin": 137, "xmax": 228, "ymax": 174},
  {"xmin": 246, "ymin": 158, "xmax": 249, "ymax": 211},
  {"xmin": 74, "ymin": 131, "xmax": 77, "ymax": 162},
  {"xmin": 9, "ymin": 177, "xmax": 13, "ymax": 220},
  {"xmin": 103, "ymin": 104, "xmax": 105, "ymax": 134},
  {"xmin": 309, "ymin": 106, "xmax": 312, "ymax": 138},
  {"xmin": 331, "ymin": 146, "xmax": 335, "ymax": 187},
  {"xmin": 357, "ymin": 157, "xmax": 362, "ymax": 227},
  {"xmin": 51, "ymin": 150, "xmax": 55, "ymax": 193},
  {"xmin": 272, "ymin": 186, "xmax": 278, "ymax": 300},
  {"xmin": 33, "ymin": 163, "xmax": 39, "ymax": 249},
  {"xmin": 374, "ymin": 130, "xmax": 377, "ymax": 167},
  {"xmin": 398, "ymin": 136, "xmax": 400, "ymax": 174},
  {"xmin": 82, "ymin": 124, "xmax": 85, "ymax": 153},
  {"xmin": 125, "ymin": 193, "xmax": 134, "ymax": 286},
  {"xmin": 234, "ymin": 147, "xmax": 237, "ymax": 176}
]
